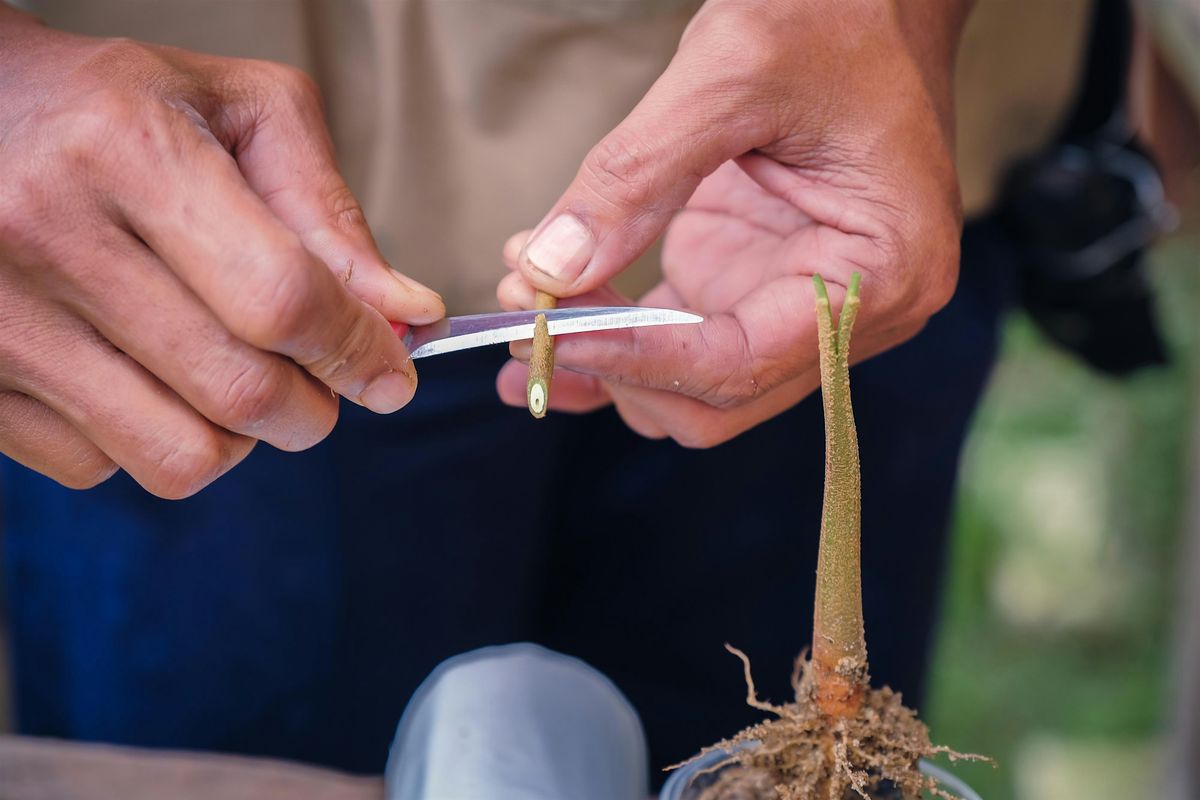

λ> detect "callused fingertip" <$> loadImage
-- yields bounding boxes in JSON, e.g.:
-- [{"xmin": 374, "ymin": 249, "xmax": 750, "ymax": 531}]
[{"xmin": 359, "ymin": 367, "xmax": 417, "ymax": 414}]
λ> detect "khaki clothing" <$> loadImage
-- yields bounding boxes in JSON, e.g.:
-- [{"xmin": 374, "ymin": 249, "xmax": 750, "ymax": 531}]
[
  {"xmin": 16, "ymin": 0, "xmax": 1089, "ymax": 313},
  {"xmin": 17, "ymin": 0, "xmax": 701, "ymax": 312}
]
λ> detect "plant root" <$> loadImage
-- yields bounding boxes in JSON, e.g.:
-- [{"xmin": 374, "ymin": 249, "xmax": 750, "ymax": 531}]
[{"xmin": 671, "ymin": 647, "xmax": 990, "ymax": 800}]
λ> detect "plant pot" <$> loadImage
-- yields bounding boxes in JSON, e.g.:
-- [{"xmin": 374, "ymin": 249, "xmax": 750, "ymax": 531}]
[{"xmin": 659, "ymin": 746, "xmax": 983, "ymax": 800}]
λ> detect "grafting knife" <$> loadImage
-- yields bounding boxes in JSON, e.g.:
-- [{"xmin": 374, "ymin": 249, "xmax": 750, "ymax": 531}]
[{"xmin": 393, "ymin": 306, "xmax": 703, "ymax": 360}]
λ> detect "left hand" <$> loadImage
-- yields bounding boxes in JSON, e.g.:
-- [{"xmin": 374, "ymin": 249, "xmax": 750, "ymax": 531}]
[{"xmin": 495, "ymin": 0, "xmax": 970, "ymax": 447}]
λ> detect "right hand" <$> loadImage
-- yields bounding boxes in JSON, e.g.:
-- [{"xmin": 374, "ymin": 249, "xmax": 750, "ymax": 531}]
[
  {"xmin": 495, "ymin": 0, "xmax": 967, "ymax": 447},
  {"xmin": 0, "ymin": 8, "xmax": 444, "ymax": 498}
]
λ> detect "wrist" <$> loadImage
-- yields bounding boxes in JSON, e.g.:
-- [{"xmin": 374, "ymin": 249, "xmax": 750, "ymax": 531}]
[
  {"xmin": 795, "ymin": 0, "xmax": 970, "ymax": 128},
  {"xmin": 0, "ymin": 2, "xmax": 41, "ymax": 35},
  {"xmin": 0, "ymin": 7, "xmax": 48, "ymax": 128},
  {"xmin": 0, "ymin": 11, "xmax": 99, "ymax": 133},
  {"xmin": 890, "ymin": 0, "xmax": 974, "ymax": 119},
  {"xmin": 809, "ymin": 0, "xmax": 969, "ymax": 160},
  {"xmin": 0, "ymin": 4, "xmax": 65, "ymax": 70},
  {"xmin": 892, "ymin": 0, "xmax": 975, "ymax": 58},
  {"xmin": 775, "ymin": 0, "xmax": 968, "ymax": 247}
]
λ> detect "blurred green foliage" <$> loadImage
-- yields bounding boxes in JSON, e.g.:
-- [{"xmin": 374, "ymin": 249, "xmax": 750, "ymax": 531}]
[{"xmin": 924, "ymin": 238, "xmax": 1200, "ymax": 799}]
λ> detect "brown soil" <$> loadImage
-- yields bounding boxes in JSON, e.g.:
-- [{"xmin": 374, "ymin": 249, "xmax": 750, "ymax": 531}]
[{"xmin": 672, "ymin": 647, "xmax": 987, "ymax": 800}]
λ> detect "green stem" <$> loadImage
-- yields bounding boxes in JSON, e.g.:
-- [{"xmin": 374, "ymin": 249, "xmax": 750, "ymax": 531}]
[{"xmin": 811, "ymin": 273, "xmax": 867, "ymax": 719}]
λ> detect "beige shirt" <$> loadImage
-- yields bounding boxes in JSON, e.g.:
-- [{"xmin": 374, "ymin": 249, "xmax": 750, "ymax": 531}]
[{"xmin": 16, "ymin": 0, "xmax": 1089, "ymax": 312}]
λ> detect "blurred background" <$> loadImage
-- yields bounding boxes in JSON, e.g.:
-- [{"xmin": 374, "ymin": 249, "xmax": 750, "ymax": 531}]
[
  {"xmin": 0, "ymin": 2, "xmax": 1196, "ymax": 800},
  {"xmin": 922, "ymin": 1, "xmax": 1200, "ymax": 797},
  {"xmin": 925, "ymin": 228, "xmax": 1199, "ymax": 800}
]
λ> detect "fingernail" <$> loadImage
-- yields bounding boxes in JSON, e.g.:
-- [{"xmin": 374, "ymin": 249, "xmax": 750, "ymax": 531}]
[
  {"xmin": 359, "ymin": 368, "xmax": 416, "ymax": 414},
  {"xmin": 522, "ymin": 214, "xmax": 593, "ymax": 283}
]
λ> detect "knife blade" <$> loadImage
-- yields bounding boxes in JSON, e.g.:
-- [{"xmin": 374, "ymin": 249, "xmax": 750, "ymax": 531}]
[{"xmin": 398, "ymin": 306, "xmax": 703, "ymax": 360}]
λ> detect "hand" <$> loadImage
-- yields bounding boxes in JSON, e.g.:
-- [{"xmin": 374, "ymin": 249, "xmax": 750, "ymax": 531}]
[
  {"xmin": 0, "ymin": 7, "xmax": 443, "ymax": 497},
  {"xmin": 496, "ymin": 0, "xmax": 969, "ymax": 446}
]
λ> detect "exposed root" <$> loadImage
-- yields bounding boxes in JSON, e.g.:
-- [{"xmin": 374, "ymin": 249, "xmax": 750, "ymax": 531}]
[
  {"xmin": 670, "ymin": 650, "xmax": 991, "ymax": 800},
  {"xmin": 727, "ymin": 643, "xmax": 788, "ymax": 716}
]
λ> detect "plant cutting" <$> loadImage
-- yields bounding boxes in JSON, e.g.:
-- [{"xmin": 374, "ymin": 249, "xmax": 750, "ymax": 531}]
[
  {"xmin": 527, "ymin": 289, "xmax": 557, "ymax": 418},
  {"xmin": 671, "ymin": 274, "xmax": 987, "ymax": 800}
]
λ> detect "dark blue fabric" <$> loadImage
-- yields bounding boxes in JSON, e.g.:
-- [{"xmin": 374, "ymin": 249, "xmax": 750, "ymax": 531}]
[{"xmin": 0, "ymin": 222, "xmax": 1012, "ymax": 780}]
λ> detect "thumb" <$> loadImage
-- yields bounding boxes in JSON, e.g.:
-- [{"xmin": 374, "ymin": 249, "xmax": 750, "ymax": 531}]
[
  {"xmin": 218, "ymin": 63, "xmax": 444, "ymax": 324},
  {"xmin": 519, "ymin": 50, "xmax": 762, "ymax": 297}
]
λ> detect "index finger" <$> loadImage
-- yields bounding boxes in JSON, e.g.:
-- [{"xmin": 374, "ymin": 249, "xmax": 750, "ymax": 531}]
[
  {"xmin": 510, "ymin": 278, "xmax": 822, "ymax": 409},
  {"xmin": 112, "ymin": 103, "xmax": 417, "ymax": 414}
]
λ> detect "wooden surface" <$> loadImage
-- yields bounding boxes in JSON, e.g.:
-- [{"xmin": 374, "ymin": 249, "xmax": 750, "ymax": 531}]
[{"xmin": 0, "ymin": 736, "xmax": 385, "ymax": 800}]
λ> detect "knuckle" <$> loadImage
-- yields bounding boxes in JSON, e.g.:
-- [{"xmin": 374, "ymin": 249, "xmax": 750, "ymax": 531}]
[
  {"xmin": 58, "ymin": 453, "xmax": 120, "ymax": 491},
  {"xmin": 672, "ymin": 423, "xmax": 725, "ymax": 450},
  {"xmin": 687, "ymin": 5, "xmax": 782, "ymax": 81},
  {"xmin": 697, "ymin": 360, "xmax": 760, "ymax": 409},
  {"xmin": 146, "ymin": 428, "xmax": 229, "ymax": 500},
  {"xmin": 922, "ymin": 235, "xmax": 960, "ymax": 316},
  {"xmin": 613, "ymin": 403, "xmax": 668, "ymax": 442},
  {"xmin": 920, "ymin": 273, "xmax": 957, "ymax": 319},
  {"xmin": 693, "ymin": 323, "xmax": 761, "ymax": 409},
  {"xmin": 324, "ymin": 183, "xmax": 368, "ymax": 233},
  {"xmin": 214, "ymin": 360, "xmax": 290, "ymax": 433},
  {"xmin": 261, "ymin": 62, "xmax": 323, "ymax": 113},
  {"xmin": 0, "ymin": 424, "xmax": 119, "ymax": 490},
  {"xmin": 899, "ymin": 225, "xmax": 960, "ymax": 322},
  {"xmin": 302, "ymin": 310, "xmax": 378, "ymax": 389},
  {"xmin": 52, "ymin": 87, "xmax": 139, "ymax": 171},
  {"xmin": 704, "ymin": 378, "xmax": 757, "ymax": 409},
  {"xmin": 88, "ymin": 37, "xmax": 164, "ymax": 73},
  {"xmin": 233, "ymin": 249, "xmax": 319, "ymax": 348},
  {"xmin": 0, "ymin": 391, "xmax": 119, "ymax": 489},
  {"xmin": 280, "ymin": 396, "xmax": 338, "ymax": 452},
  {"xmin": 582, "ymin": 131, "xmax": 656, "ymax": 207},
  {"xmin": 0, "ymin": 173, "xmax": 52, "ymax": 251}
]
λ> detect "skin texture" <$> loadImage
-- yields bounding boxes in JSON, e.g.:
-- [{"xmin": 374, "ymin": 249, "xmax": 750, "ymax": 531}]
[
  {"xmin": 0, "ymin": 6, "xmax": 444, "ymax": 498},
  {"xmin": 497, "ymin": 0, "xmax": 972, "ymax": 447}
]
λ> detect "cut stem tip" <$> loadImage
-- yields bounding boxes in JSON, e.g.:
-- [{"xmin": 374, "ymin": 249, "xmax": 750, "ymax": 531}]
[{"xmin": 527, "ymin": 290, "xmax": 557, "ymax": 419}]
